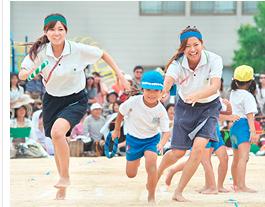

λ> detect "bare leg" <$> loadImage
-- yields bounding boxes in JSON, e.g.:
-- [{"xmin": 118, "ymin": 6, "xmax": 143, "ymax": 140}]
[
  {"xmin": 158, "ymin": 149, "xmax": 186, "ymax": 182},
  {"xmin": 173, "ymin": 137, "xmax": 208, "ymax": 202},
  {"xmin": 200, "ymin": 148, "xmax": 218, "ymax": 194},
  {"xmin": 51, "ymin": 118, "xmax": 71, "ymax": 200},
  {"xmin": 231, "ymin": 149, "xmax": 239, "ymax": 191},
  {"xmin": 144, "ymin": 151, "xmax": 158, "ymax": 203},
  {"xmin": 215, "ymin": 146, "xmax": 229, "ymax": 193},
  {"xmin": 126, "ymin": 159, "xmax": 141, "ymax": 178},
  {"xmin": 165, "ymin": 156, "xmax": 189, "ymax": 187},
  {"xmin": 237, "ymin": 142, "xmax": 256, "ymax": 193}
]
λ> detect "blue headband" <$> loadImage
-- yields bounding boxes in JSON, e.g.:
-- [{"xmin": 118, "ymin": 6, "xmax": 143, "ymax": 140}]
[{"xmin": 180, "ymin": 31, "xmax": 202, "ymax": 42}]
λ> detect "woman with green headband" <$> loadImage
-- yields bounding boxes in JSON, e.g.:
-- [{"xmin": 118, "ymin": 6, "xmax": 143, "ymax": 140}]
[
  {"xmin": 19, "ymin": 13, "xmax": 129, "ymax": 200},
  {"xmin": 157, "ymin": 26, "xmax": 223, "ymax": 202}
]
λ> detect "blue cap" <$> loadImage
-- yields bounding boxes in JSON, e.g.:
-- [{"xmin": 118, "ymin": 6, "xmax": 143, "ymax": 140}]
[{"xmin": 141, "ymin": 71, "xmax": 164, "ymax": 90}]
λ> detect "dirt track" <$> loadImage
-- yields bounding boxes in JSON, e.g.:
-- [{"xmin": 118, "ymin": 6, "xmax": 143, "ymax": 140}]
[{"xmin": 11, "ymin": 156, "xmax": 265, "ymax": 207}]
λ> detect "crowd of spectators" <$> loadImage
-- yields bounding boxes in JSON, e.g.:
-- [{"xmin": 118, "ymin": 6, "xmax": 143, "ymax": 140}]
[{"xmin": 9, "ymin": 67, "xmax": 265, "ymax": 158}]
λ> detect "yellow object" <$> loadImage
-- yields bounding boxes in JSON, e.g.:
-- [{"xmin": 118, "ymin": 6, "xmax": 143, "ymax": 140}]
[{"xmin": 233, "ymin": 65, "xmax": 254, "ymax": 82}]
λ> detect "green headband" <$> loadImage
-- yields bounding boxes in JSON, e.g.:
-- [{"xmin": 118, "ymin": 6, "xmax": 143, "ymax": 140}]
[{"xmin": 44, "ymin": 15, "xmax": 67, "ymax": 27}]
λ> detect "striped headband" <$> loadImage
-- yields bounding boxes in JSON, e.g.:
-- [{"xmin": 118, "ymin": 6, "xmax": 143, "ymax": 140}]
[
  {"xmin": 180, "ymin": 31, "xmax": 202, "ymax": 42},
  {"xmin": 44, "ymin": 15, "xmax": 67, "ymax": 27}
]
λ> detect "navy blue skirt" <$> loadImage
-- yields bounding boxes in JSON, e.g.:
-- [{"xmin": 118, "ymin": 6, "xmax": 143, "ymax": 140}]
[
  {"xmin": 42, "ymin": 89, "xmax": 88, "ymax": 138},
  {"xmin": 171, "ymin": 97, "xmax": 221, "ymax": 150}
]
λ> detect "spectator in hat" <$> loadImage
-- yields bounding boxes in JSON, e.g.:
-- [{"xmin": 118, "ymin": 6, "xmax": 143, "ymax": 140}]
[
  {"xmin": 102, "ymin": 90, "xmax": 119, "ymax": 117},
  {"xmin": 10, "ymin": 95, "xmax": 34, "ymax": 144},
  {"xmin": 83, "ymin": 103, "xmax": 106, "ymax": 155}
]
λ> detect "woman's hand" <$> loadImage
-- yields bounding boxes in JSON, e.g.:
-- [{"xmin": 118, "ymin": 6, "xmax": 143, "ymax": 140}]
[
  {"xmin": 185, "ymin": 93, "xmax": 200, "ymax": 106},
  {"xmin": 18, "ymin": 68, "xmax": 31, "ymax": 81},
  {"xmin": 160, "ymin": 90, "xmax": 170, "ymax": 103}
]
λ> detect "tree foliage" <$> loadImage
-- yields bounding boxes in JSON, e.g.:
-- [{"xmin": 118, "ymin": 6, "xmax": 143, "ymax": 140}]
[{"xmin": 232, "ymin": 2, "xmax": 265, "ymax": 73}]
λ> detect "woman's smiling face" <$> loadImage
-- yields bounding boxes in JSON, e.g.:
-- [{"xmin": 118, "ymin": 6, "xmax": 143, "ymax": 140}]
[{"xmin": 184, "ymin": 37, "xmax": 203, "ymax": 64}]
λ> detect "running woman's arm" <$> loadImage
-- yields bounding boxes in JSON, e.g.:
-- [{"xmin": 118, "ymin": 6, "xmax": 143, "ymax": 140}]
[
  {"xmin": 101, "ymin": 51, "xmax": 130, "ymax": 90},
  {"xmin": 161, "ymin": 76, "xmax": 175, "ymax": 101},
  {"xmin": 185, "ymin": 77, "xmax": 221, "ymax": 104}
]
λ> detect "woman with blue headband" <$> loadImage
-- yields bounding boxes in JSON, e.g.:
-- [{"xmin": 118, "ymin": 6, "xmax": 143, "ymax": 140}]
[
  {"xmin": 19, "ymin": 13, "xmax": 129, "ymax": 200},
  {"xmin": 157, "ymin": 26, "xmax": 223, "ymax": 201}
]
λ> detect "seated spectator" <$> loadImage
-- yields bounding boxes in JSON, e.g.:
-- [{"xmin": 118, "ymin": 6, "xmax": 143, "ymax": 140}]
[
  {"xmin": 83, "ymin": 103, "xmax": 106, "ymax": 156},
  {"xmin": 10, "ymin": 73, "xmax": 24, "ymax": 108},
  {"xmin": 163, "ymin": 104, "xmax": 175, "ymax": 153},
  {"xmin": 92, "ymin": 72, "xmax": 108, "ymax": 105},
  {"xmin": 100, "ymin": 101, "xmax": 125, "ymax": 156},
  {"xmin": 132, "ymin": 65, "xmax": 144, "ymax": 91},
  {"xmin": 102, "ymin": 90, "xmax": 119, "ymax": 117},
  {"xmin": 32, "ymin": 99, "xmax": 43, "ymax": 112},
  {"xmin": 10, "ymin": 96, "xmax": 34, "ymax": 144},
  {"xmin": 31, "ymin": 112, "xmax": 54, "ymax": 155},
  {"xmin": 86, "ymin": 74, "xmax": 97, "ymax": 110},
  {"xmin": 256, "ymin": 73, "xmax": 265, "ymax": 115},
  {"xmin": 25, "ymin": 75, "xmax": 45, "ymax": 100},
  {"xmin": 70, "ymin": 114, "xmax": 88, "ymax": 140}
]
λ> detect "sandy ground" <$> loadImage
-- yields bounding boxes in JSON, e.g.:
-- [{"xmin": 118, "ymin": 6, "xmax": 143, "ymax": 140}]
[{"xmin": 11, "ymin": 155, "xmax": 265, "ymax": 207}]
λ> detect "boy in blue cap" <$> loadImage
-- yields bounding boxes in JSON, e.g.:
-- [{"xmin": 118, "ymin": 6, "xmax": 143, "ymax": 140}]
[{"xmin": 112, "ymin": 70, "xmax": 170, "ymax": 202}]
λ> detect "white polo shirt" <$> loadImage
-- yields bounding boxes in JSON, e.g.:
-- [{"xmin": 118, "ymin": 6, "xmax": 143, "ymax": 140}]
[
  {"xmin": 119, "ymin": 95, "xmax": 169, "ymax": 139},
  {"xmin": 166, "ymin": 50, "xmax": 223, "ymax": 103},
  {"xmin": 21, "ymin": 40, "xmax": 103, "ymax": 97},
  {"xmin": 230, "ymin": 89, "xmax": 258, "ymax": 118}
]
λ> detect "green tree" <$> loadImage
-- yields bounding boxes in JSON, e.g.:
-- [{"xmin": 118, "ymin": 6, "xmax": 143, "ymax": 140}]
[{"xmin": 232, "ymin": 2, "xmax": 265, "ymax": 74}]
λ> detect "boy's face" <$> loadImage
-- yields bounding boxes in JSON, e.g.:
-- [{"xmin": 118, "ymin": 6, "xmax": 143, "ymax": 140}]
[{"xmin": 143, "ymin": 89, "xmax": 162, "ymax": 105}]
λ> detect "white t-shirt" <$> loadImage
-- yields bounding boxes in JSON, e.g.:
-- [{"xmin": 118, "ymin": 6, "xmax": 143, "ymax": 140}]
[
  {"xmin": 21, "ymin": 40, "xmax": 103, "ymax": 97},
  {"xmin": 166, "ymin": 50, "xmax": 223, "ymax": 103},
  {"xmin": 119, "ymin": 95, "xmax": 169, "ymax": 139},
  {"xmin": 230, "ymin": 89, "xmax": 258, "ymax": 118}
]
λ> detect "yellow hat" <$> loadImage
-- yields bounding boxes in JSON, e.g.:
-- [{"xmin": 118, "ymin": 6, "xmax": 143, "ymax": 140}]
[{"xmin": 233, "ymin": 65, "xmax": 254, "ymax": 82}]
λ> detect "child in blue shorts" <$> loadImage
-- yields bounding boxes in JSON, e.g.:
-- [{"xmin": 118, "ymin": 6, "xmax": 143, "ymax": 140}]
[
  {"xmin": 229, "ymin": 65, "xmax": 260, "ymax": 193},
  {"xmin": 165, "ymin": 98, "xmax": 238, "ymax": 194},
  {"xmin": 112, "ymin": 71, "xmax": 170, "ymax": 202}
]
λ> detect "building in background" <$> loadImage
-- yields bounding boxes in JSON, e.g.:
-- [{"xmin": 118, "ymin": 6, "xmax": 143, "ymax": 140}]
[{"xmin": 10, "ymin": 1, "xmax": 259, "ymax": 87}]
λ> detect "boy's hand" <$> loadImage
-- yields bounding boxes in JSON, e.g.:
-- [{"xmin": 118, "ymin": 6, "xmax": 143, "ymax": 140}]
[
  {"xmin": 157, "ymin": 142, "xmax": 164, "ymax": 154},
  {"xmin": 250, "ymin": 132, "xmax": 259, "ymax": 144},
  {"xmin": 111, "ymin": 129, "xmax": 120, "ymax": 141}
]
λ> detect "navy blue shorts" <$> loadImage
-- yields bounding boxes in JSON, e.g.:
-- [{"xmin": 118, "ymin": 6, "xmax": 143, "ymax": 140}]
[
  {"xmin": 171, "ymin": 97, "xmax": 221, "ymax": 150},
  {"xmin": 42, "ymin": 89, "xmax": 88, "ymax": 138},
  {"xmin": 126, "ymin": 133, "xmax": 160, "ymax": 161}
]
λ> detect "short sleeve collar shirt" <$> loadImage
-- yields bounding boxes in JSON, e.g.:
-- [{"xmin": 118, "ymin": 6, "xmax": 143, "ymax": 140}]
[
  {"xmin": 166, "ymin": 50, "xmax": 223, "ymax": 103},
  {"xmin": 21, "ymin": 40, "xmax": 103, "ymax": 97}
]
